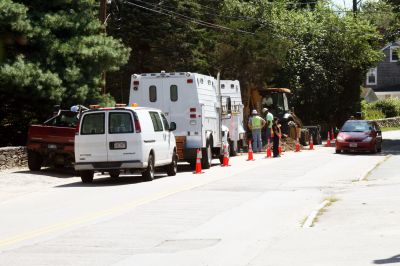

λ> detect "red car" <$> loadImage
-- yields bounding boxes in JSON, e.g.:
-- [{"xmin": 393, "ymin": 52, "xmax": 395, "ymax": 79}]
[{"xmin": 336, "ymin": 120, "xmax": 382, "ymax": 154}]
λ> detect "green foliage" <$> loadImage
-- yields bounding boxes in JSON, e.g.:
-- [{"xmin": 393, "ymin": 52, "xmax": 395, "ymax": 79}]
[
  {"xmin": 0, "ymin": 0, "xmax": 130, "ymax": 146},
  {"xmin": 372, "ymin": 98, "xmax": 400, "ymax": 117},
  {"xmin": 361, "ymin": 100, "xmax": 386, "ymax": 120}
]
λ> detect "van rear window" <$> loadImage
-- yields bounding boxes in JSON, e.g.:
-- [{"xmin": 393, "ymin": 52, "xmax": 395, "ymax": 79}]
[
  {"xmin": 81, "ymin": 113, "xmax": 105, "ymax": 135},
  {"xmin": 109, "ymin": 112, "xmax": 134, "ymax": 134}
]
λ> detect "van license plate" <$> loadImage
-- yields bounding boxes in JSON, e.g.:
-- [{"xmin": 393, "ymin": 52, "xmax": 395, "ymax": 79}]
[
  {"xmin": 349, "ymin": 143, "xmax": 357, "ymax": 148},
  {"xmin": 111, "ymin": 141, "xmax": 126, "ymax": 149}
]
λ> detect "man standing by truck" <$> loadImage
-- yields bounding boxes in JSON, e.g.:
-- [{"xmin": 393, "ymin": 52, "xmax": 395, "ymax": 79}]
[
  {"xmin": 248, "ymin": 109, "xmax": 266, "ymax": 153},
  {"xmin": 263, "ymin": 107, "xmax": 273, "ymax": 142}
]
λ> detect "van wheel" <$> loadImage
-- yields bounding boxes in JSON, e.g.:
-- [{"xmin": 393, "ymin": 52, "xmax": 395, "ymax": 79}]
[
  {"xmin": 166, "ymin": 152, "xmax": 178, "ymax": 176},
  {"xmin": 28, "ymin": 150, "xmax": 42, "ymax": 171},
  {"xmin": 80, "ymin": 170, "xmax": 94, "ymax": 183},
  {"xmin": 142, "ymin": 154, "xmax": 155, "ymax": 181},
  {"xmin": 109, "ymin": 170, "xmax": 120, "ymax": 178},
  {"xmin": 202, "ymin": 144, "xmax": 212, "ymax": 169}
]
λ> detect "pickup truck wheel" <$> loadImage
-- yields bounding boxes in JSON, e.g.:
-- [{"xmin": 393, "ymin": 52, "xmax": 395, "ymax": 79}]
[
  {"xmin": 109, "ymin": 170, "xmax": 120, "ymax": 178},
  {"xmin": 28, "ymin": 150, "xmax": 42, "ymax": 171},
  {"xmin": 202, "ymin": 144, "xmax": 212, "ymax": 169},
  {"xmin": 142, "ymin": 154, "xmax": 155, "ymax": 181},
  {"xmin": 166, "ymin": 152, "xmax": 178, "ymax": 176},
  {"xmin": 80, "ymin": 170, "xmax": 94, "ymax": 183}
]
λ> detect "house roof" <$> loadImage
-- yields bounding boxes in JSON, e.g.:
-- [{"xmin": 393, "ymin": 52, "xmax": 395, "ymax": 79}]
[{"xmin": 381, "ymin": 41, "xmax": 400, "ymax": 51}]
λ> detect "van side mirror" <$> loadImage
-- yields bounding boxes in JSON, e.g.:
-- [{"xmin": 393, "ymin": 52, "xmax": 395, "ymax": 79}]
[
  {"xmin": 227, "ymin": 97, "xmax": 232, "ymax": 114},
  {"xmin": 169, "ymin": 122, "xmax": 176, "ymax": 131}
]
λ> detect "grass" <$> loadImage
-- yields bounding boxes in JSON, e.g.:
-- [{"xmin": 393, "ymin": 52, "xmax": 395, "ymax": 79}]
[{"xmin": 382, "ymin": 126, "xmax": 400, "ymax": 132}]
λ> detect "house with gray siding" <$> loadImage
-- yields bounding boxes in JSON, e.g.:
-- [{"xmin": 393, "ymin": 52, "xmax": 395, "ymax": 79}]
[{"xmin": 366, "ymin": 41, "xmax": 400, "ymax": 100}]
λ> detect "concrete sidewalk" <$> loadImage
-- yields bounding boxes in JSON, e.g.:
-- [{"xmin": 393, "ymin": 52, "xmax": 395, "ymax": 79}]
[{"xmin": 249, "ymin": 153, "xmax": 400, "ymax": 266}]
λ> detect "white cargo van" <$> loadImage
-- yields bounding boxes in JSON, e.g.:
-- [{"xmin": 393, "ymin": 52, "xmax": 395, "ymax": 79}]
[
  {"xmin": 74, "ymin": 106, "xmax": 177, "ymax": 183},
  {"xmin": 129, "ymin": 72, "xmax": 224, "ymax": 168},
  {"xmin": 220, "ymin": 80, "xmax": 245, "ymax": 155}
]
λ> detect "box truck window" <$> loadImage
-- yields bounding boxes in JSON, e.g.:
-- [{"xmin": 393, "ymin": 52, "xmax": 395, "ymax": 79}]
[
  {"xmin": 149, "ymin": 85, "xmax": 157, "ymax": 102},
  {"xmin": 170, "ymin": 85, "xmax": 178, "ymax": 102}
]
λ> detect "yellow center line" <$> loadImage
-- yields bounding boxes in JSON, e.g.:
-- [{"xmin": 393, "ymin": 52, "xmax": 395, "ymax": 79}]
[{"xmin": 0, "ymin": 171, "xmax": 235, "ymax": 250}]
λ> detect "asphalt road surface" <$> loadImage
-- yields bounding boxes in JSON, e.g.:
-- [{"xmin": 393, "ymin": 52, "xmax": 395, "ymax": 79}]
[{"xmin": 0, "ymin": 131, "xmax": 399, "ymax": 266}]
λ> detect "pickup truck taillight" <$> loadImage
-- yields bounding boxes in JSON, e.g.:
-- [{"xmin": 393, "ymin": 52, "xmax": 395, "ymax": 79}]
[{"xmin": 75, "ymin": 122, "xmax": 80, "ymax": 135}]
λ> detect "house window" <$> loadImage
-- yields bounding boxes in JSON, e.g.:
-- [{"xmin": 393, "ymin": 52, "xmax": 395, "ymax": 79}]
[
  {"xmin": 366, "ymin": 68, "xmax": 377, "ymax": 86},
  {"xmin": 390, "ymin": 46, "xmax": 399, "ymax": 62}
]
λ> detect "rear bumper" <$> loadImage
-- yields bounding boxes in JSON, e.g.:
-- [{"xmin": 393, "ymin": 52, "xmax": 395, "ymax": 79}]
[
  {"xmin": 336, "ymin": 141, "xmax": 374, "ymax": 151},
  {"xmin": 75, "ymin": 161, "xmax": 147, "ymax": 171}
]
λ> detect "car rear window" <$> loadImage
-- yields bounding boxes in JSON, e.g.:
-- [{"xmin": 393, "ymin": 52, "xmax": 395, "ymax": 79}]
[
  {"xmin": 81, "ymin": 113, "xmax": 105, "ymax": 135},
  {"xmin": 109, "ymin": 112, "xmax": 134, "ymax": 134}
]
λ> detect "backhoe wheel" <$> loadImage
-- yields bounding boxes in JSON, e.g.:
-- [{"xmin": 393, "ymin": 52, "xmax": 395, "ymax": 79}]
[
  {"xmin": 80, "ymin": 170, "xmax": 94, "ymax": 183},
  {"xmin": 28, "ymin": 150, "xmax": 42, "ymax": 171},
  {"xmin": 142, "ymin": 154, "xmax": 155, "ymax": 181}
]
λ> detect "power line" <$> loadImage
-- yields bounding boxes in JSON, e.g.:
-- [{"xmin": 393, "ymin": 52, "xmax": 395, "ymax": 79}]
[{"xmin": 123, "ymin": 0, "xmax": 255, "ymax": 34}]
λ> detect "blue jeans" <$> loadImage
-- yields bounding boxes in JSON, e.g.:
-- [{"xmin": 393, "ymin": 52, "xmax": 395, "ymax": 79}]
[
  {"xmin": 265, "ymin": 127, "xmax": 272, "ymax": 142},
  {"xmin": 252, "ymin": 128, "xmax": 262, "ymax": 152}
]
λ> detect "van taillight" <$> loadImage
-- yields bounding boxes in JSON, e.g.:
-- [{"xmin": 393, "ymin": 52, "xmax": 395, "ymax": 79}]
[
  {"xmin": 75, "ymin": 122, "xmax": 80, "ymax": 135},
  {"xmin": 187, "ymin": 79, "xmax": 193, "ymax": 84},
  {"xmin": 133, "ymin": 113, "xmax": 141, "ymax": 133}
]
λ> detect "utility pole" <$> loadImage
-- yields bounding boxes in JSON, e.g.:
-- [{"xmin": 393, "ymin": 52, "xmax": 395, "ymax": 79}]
[
  {"xmin": 353, "ymin": 0, "xmax": 357, "ymax": 14},
  {"xmin": 99, "ymin": 0, "xmax": 107, "ymax": 94}
]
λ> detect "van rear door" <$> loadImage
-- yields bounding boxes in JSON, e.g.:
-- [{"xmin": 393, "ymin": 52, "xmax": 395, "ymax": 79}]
[
  {"xmin": 107, "ymin": 110, "xmax": 140, "ymax": 162},
  {"xmin": 76, "ymin": 112, "xmax": 108, "ymax": 163}
]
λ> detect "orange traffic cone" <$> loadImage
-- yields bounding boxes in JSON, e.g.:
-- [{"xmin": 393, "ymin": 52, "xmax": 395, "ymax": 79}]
[
  {"xmin": 266, "ymin": 138, "xmax": 272, "ymax": 158},
  {"xmin": 309, "ymin": 134, "xmax": 314, "ymax": 150},
  {"xmin": 221, "ymin": 144, "xmax": 230, "ymax": 167},
  {"xmin": 295, "ymin": 138, "xmax": 301, "ymax": 152},
  {"xmin": 247, "ymin": 141, "xmax": 254, "ymax": 161},
  {"xmin": 326, "ymin": 132, "xmax": 331, "ymax": 147},
  {"xmin": 193, "ymin": 148, "xmax": 203, "ymax": 174},
  {"xmin": 331, "ymin": 128, "xmax": 335, "ymax": 141}
]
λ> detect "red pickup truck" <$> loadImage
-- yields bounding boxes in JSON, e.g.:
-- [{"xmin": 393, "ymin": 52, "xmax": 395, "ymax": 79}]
[{"xmin": 27, "ymin": 110, "xmax": 78, "ymax": 171}]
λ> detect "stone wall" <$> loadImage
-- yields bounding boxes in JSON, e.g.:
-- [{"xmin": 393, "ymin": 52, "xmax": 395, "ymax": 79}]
[
  {"xmin": 374, "ymin": 116, "xmax": 400, "ymax": 128},
  {"xmin": 0, "ymin": 147, "xmax": 27, "ymax": 170}
]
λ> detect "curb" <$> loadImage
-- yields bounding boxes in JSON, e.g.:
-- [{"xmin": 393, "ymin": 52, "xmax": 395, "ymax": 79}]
[{"xmin": 302, "ymin": 200, "xmax": 330, "ymax": 228}]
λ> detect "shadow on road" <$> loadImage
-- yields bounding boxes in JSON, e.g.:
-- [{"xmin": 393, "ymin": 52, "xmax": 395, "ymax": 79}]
[
  {"xmin": 373, "ymin": 254, "xmax": 400, "ymax": 264},
  {"xmin": 14, "ymin": 167, "xmax": 77, "ymax": 178}
]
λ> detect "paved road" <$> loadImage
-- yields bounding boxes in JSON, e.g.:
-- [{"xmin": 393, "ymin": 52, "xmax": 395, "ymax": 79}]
[{"xmin": 0, "ymin": 131, "xmax": 399, "ymax": 265}]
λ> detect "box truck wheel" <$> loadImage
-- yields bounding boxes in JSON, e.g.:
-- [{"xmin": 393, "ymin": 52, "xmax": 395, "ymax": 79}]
[
  {"xmin": 202, "ymin": 142, "xmax": 212, "ymax": 169},
  {"xmin": 142, "ymin": 153, "xmax": 155, "ymax": 181},
  {"xmin": 109, "ymin": 170, "xmax": 120, "ymax": 178},
  {"xmin": 80, "ymin": 170, "xmax": 94, "ymax": 183},
  {"xmin": 28, "ymin": 150, "xmax": 42, "ymax": 171}
]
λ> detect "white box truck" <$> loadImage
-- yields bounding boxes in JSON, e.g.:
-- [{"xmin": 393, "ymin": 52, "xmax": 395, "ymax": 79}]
[
  {"xmin": 129, "ymin": 71, "xmax": 227, "ymax": 169},
  {"xmin": 220, "ymin": 80, "xmax": 245, "ymax": 156}
]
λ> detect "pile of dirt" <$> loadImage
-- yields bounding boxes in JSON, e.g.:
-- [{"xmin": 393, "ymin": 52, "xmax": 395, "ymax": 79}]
[{"xmin": 281, "ymin": 137, "xmax": 300, "ymax": 152}]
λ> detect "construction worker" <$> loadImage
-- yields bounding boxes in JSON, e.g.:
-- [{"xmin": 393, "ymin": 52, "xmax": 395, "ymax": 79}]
[
  {"xmin": 248, "ymin": 109, "xmax": 266, "ymax": 153},
  {"xmin": 263, "ymin": 107, "xmax": 274, "ymax": 142},
  {"xmin": 272, "ymin": 117, "xmax": 281, "ymax": 157}
]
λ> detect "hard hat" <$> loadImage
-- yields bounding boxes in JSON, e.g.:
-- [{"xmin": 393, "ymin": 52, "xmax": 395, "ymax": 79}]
[
  {"xmin": 262, "ymin": 107, "xmax": 268, "ymax": 112},
  {"xmin": 70, "ymin": 105, "xmax": 79, "ymax": 112},
  {"xmin": 252, "ymin": 109, "xmax": 258, "ymax": 115}
]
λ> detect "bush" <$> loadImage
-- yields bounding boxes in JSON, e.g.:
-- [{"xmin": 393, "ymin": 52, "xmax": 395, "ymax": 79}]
[
  {"xmin": 361, "ymin": 100, "xmax": 386, "ymax": 120},
  {"xmin": 372, "ymin": 98, "xmax": 400, "ymax": 118}
]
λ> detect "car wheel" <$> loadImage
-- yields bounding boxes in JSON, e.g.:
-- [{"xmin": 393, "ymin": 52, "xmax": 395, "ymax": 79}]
[
  {"xmin": 335, "ymin": 149, "xmax": 341, "ymax": 154},
  {"xmin": 166, "ymin": 152, "xmax": 178, "ymax": 176},
  {"xmin": 28, "ymin": 150, "xmax": 43, "ymax": 171},
  {"xmin": 142, "ymin": 154, "xmax": 155, "ymax": 181},
  {"xmin": 80, "ymin": 170, "xmax": 94, "ymax": 183},
  {"xmin": 370, "ymin": 144, "xmax": 377, "ymax": 154},
  {"xmin": 109, "ymin": 170, "xmax": 120, "ymax": 178},
  {"xmin": 202, "ymin": 143, "xmax": 212, "ymax": 169}
]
